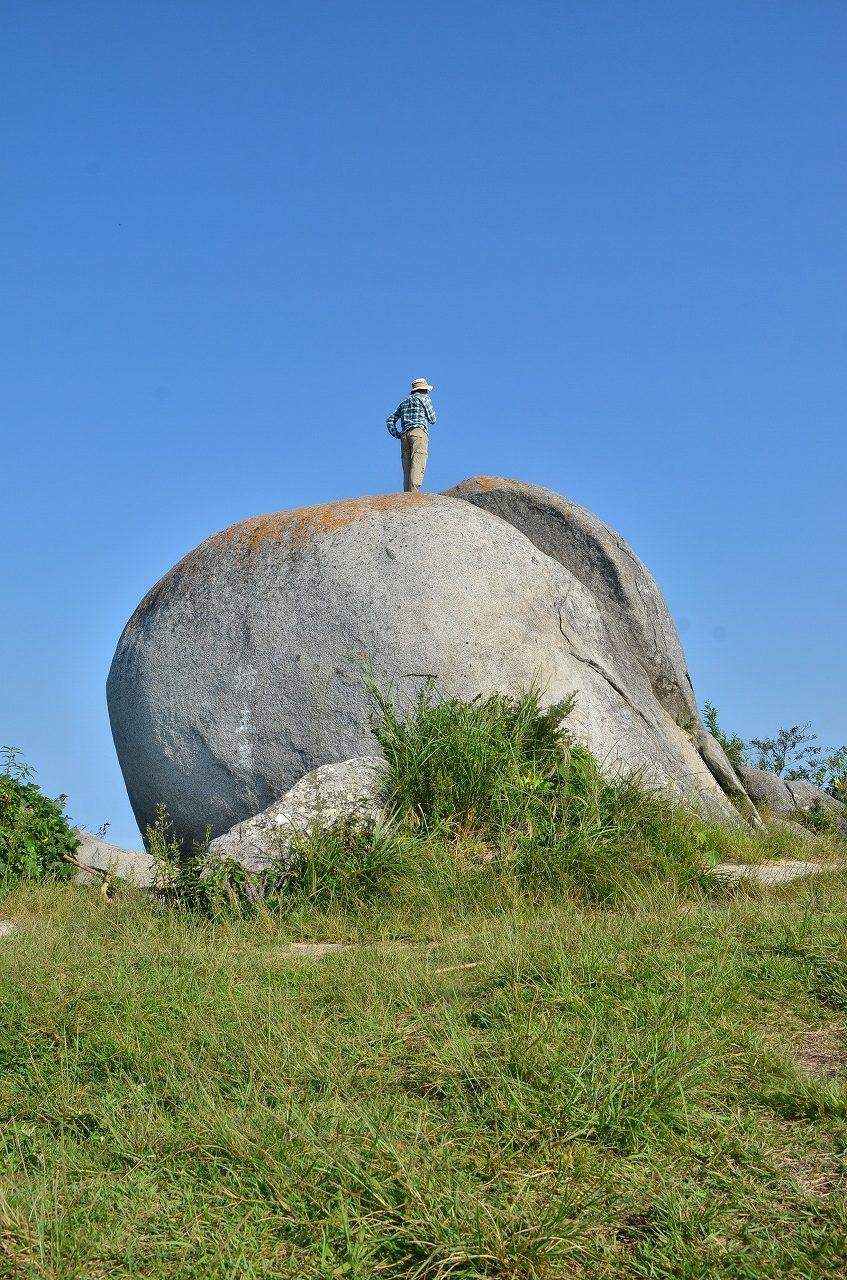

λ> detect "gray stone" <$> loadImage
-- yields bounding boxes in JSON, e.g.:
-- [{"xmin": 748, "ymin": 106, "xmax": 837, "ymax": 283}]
[
  {"xmin": 696, "ymin": 733, "xmax": 764, "ymax": 831},
  {"xmin": 73, "ymin": 831, "xmax": 155, "ymax": 887},
  {"xmin": 738, "ymin": 766, "xmax": 797, "ymax": 817},
  {"xmin": 0, "ymin": 920, "xmax": 17, "ymax": 939},
  {"xmin": 108, "ymin": 488, "xmax": 746, "ymax": 846},
  {"xmin": 288, "ymin": 941, "xmax": 350, "ymax": 959},
  {"xmin": 738, "ymin": 768, "xmax": 847, "ymax": 826},
  {"xmin": 784, "ymin": 778, "xmax": 845, "ymax": 814},
  {"xmin": 711, "ymin": 859, "xmax": 843, "ymax": 887},
  {"xmin": 444, "ymin": 477, "xmax": 699, "ymax": 728},
  {"xmin": 208, "ymin": 756, "xmax": 385, "ymax": 873}
]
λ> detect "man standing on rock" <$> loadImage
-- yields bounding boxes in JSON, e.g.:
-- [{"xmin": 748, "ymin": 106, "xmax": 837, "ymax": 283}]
[{"xmin": 386, "ymin": 377, "xmax": 436, "ymax": 491}]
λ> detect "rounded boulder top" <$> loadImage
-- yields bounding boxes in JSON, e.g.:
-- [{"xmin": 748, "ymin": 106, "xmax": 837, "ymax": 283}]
[{"xmin": 108, "ymin": 484, "xmax": 747, "ymax": 847}]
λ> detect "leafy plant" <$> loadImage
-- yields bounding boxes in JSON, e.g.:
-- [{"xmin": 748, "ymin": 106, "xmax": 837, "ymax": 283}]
[
  {"xmin": 749, "ymin": 723, "xmax": 822, "ymax": 780},
  {"xmin": 816, "ymin": 745, "xmax": 847, "ymax": 799},
  {"xmin": 281, "ymin": 815, "xmax": 411, "ymax": 912},
  {"xmin": 0, "ymin": 746, "xmax": 78, "ymax": 885},
  {"xmin": 146, "ymin": 803, "xmax": 247, "ymax": 915},
  {"xmin": 702, "ymin": 702, "xmax": 747, "ymax": 772},
  {"xmin": 367, "ymin": 675, "xmax": 574, "ymax": 838}
]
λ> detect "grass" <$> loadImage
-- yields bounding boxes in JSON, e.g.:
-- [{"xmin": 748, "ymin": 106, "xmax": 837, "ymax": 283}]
[
  {"xmin": 2, "ymin": 878, "xmax": 847, "ymax": 1278},
  {"xmin": 1, "ymin": 688, "xmax": 846, "ymax": 1277}
]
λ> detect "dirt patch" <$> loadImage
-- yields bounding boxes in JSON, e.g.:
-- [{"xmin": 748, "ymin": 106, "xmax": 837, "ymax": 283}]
[
  {"xmin": 776, "ymin": 1146, "xmax": 843, "ymax": 1199},
  {"xmin": 792, "ymin": 1025, "xmax": 846, "ymax": 1079}
]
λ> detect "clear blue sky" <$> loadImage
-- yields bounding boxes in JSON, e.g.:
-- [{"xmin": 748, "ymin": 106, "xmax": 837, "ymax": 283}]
[{"xmin": 3, "ymin": 1, "xmax": 845, "ymax": 848}]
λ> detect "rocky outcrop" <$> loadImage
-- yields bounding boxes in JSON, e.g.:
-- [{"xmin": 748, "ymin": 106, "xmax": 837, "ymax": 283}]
[
  {"xmin": 445, "ymin": 477, "xmax": 699, "ymax": 727},
  {"xmin": 108, "ymin": 484, "xmax": 750, "ymax": 846},
  {"xmin": 208, "ymin": 757, "xmax": 385, "ymax": 872},
  {"xmin": 737, "ymin": 766, "xmax": 796, "ymax": 816},
  {"xmin": 739, "ymin": 766, "xmax": 846, "ymax": 826}
]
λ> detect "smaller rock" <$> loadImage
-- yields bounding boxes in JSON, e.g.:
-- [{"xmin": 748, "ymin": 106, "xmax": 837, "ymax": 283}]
[
  {"xmin": 712, "ymin": 859, "xmax": 842, "ymax": 888},
  {"xmin": 74, "ymin": 832, "xmax": 155, "ymax": 888},
  {"xmin": 208, "ymin": 757, "xmax": 386, "ymax": 873},
  {"xmin": 784, "ymin": 779, "xmax": 845, "ymax": 814},
  {"xmin": 698, "ymin": 733, "xmax": 763, "ymax": 829},
  {"xmin": 738, "ymin": 767, "xmax": 796, "ymax": 817},
  {"xmin": 288, "ymin": 941, "xmax": 349, "ymax": 959},
  {"xmin": 0, "ymin": 920, "xmax": 17, "ymax": 939}
]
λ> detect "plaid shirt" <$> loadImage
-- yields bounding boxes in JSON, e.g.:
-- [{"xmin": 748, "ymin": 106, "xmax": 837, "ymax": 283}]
[{"xmin": 386, "ymin": 392, "xmax": 436, "ymax": 439}]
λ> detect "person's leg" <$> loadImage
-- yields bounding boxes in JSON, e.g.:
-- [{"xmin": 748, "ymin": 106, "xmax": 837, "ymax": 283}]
[
  {"xmin": 408, "ymin": 428, "xmax": 429, "ymax": 490},
  {"xmin": 401, "ymin": 433, "xmax": 412, "ymax": 491}
]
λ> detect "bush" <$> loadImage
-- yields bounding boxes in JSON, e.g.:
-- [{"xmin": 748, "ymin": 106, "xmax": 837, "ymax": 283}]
[
  {"xmin": 281, "ymin": 815, "xmax": 413, "ymax": 912},
  {"xmin": 0, "ymin": 747, "xmax": 78, "ymax": 886},
  {"xmin": 370, "ymin": 682, "xmax": 717, "ymax": 904},
  {"xmin": 146, "ymin": 803, "xmax": 250, "ymax": 915},
  {"xmin": 368, "ymin": 676, "xmax": 574, "ymax": 837}
]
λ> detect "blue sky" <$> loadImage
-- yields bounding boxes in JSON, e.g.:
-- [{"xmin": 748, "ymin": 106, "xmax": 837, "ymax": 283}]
[{"xmin": 3, "ymin": 1, "xmax": 845, "ymax": 848}]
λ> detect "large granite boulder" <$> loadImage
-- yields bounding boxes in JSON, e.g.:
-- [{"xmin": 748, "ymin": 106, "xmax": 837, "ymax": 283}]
[
  {"xmin": 208, "ymin": 757, "xmax": 385, "ymax": 872},
  {"xmin": 445, "ymin": 477, "xmax": 698, "ymax": 727},
  {"xmin": 108, "ymin": 486, "xmax": 748, "ymax": 846}
]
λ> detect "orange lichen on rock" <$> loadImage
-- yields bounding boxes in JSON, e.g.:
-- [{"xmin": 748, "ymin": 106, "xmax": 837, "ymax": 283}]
[
  {"xmin": 457, "ymin": 475, "xmax": 524, "ymax": 493},
  {"xmin": 214, "ymin": 491, "xmax": 437, "ymax": 552},
  {"xmin": 125, "ymin": 492, "xmax": 437, "ymax": 631}
]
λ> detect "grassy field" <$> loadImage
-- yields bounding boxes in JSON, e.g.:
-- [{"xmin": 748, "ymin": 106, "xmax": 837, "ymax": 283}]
[
  {"xmin": 2, "ymin": 870, "xmax": 847, "ymax": 1279},
  {"xmin": 2, "ymin": 692, "xmax": 846, "ymax": 1278}
]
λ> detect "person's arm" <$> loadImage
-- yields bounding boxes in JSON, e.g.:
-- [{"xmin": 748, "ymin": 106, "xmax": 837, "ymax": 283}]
[
  {"xmin": 386, "ymin": 404, "xmax": 403, "ymax": 438},
  {"xmin": 424, "ymin": 395, "xmax": 436, "ymax": 425}
]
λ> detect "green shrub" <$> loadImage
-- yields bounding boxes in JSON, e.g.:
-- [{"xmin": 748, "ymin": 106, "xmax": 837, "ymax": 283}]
[
  {"xmin": 0, "ymin": 747, "xmax": 78, "ymax": 886},
  {"xmin": 281, "ymin": 815, "xmax": 412, "ymax": 912},
  {"xmin": 370, "ymin": 682, "xmax": 716, "ymax": 905},
  {"xmin": 146, "ymin": 803, "xmax": 246, "ymax": 915},
  {"xmin": 368, "ymin": 676, "xmax": 574, "ymax": 837}
]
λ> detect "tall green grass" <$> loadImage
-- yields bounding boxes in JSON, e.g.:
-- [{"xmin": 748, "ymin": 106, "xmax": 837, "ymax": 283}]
[{"xmin": 367, "ymin": 681, "xmax": 724, "ymax": 905}]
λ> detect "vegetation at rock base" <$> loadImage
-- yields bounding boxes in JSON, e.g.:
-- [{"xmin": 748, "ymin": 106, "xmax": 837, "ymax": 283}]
[
  {"xmin": 2, "ymin": 694, "xmax": 847, "ymax": 1278},
  {"xmin": 0, "ymin": 746, "xmax": 78, "ymax": 887}
]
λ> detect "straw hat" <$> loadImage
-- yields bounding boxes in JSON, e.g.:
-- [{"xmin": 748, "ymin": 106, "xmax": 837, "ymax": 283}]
[{"xmin": 410, "ymin": 378, "xmax": 433, "ymax": 393}]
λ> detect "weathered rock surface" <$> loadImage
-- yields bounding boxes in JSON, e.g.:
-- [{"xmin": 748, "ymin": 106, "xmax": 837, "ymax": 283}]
[
  {"xmin": 445, "ymin": 477, "xmax": 699, "ymax": 728},
  {"xmin": 711, "ymin": 858, "xmax": 844, "ymax": 888},
  {"xmin": 737, "ymin": 766, "xmax": 797, "ymax": 817},
  {"xmin": 108, "ymin": 486, "xmax": 748, "ymax": 846},
  {"xmin": 738, "ymin": 767, "xmax": 846, "ymax": 827},
  {"xmin": 784, "ymin": 778, "xmax": 845, "ymax": 814},
  {"xmin": 208, "ymin": 757, "xmax": 385, "ymax": 872},
  {"xmin": 74, "ymin": 831, "xmax": 155, "ymax": 887},
  {"xmin": 445, "ymin": 477, "xmax": 761, "ymax": 826}
]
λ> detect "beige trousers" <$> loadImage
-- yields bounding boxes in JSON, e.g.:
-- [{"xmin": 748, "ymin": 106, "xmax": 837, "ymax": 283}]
[{"xmin": 401, "ymin": 427, "xmax": 429, "ymax": 491}]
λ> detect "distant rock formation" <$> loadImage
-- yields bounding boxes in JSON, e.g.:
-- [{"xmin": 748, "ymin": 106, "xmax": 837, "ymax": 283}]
[
  {"xmin": 107, "ymin": 479, "xmax": 756, "ymax": 846},
  {"xmin": 739, "ymin": 766, "xmax": 845, "ymax": 828}
]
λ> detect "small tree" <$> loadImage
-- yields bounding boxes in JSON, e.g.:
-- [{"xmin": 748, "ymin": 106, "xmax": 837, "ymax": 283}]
[
  {"xmin": 818, "ymin": 746, "xmax": 847, "ymax": 800},
  {"xmin": 749, "ymin": 724, "xmax": 821, "ymax": 780}
]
